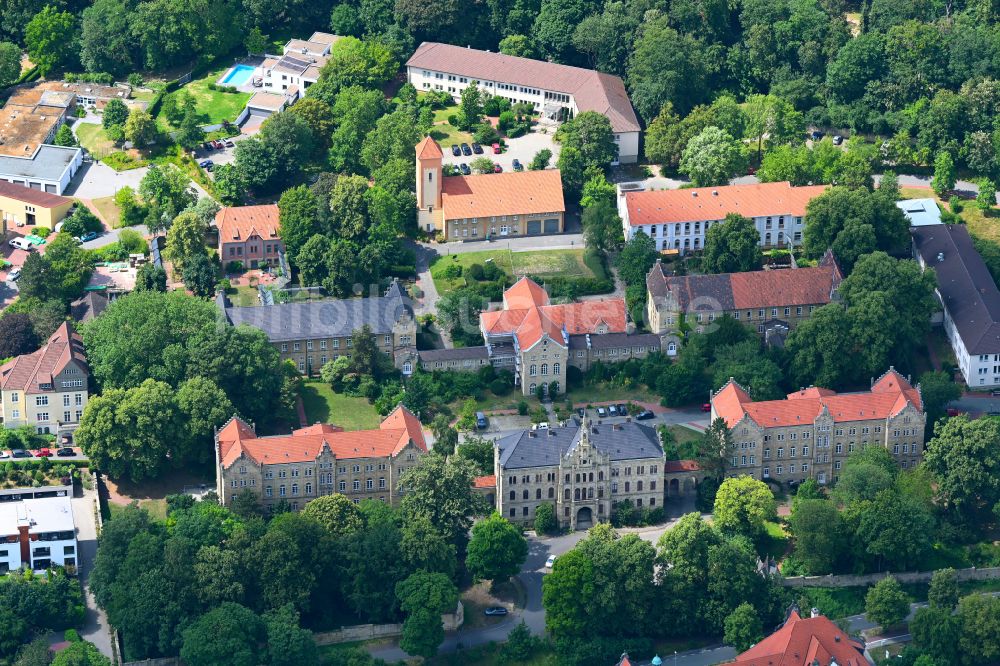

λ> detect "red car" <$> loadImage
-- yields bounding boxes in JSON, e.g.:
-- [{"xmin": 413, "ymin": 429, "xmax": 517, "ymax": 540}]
[
  {"xmin": 701, "ymin": 403, "xmax": 712, "ymax": 412},
  {"xmin": 492, "ymin": 143, "xmax": 501, "ymax": 154},
  {"xmin": 494, "ymin": 164, "xmax": 503, "ymax": 173},
  {"xmin": 35, "ymin": 448, "xmax": 52, "ymax": 457}
]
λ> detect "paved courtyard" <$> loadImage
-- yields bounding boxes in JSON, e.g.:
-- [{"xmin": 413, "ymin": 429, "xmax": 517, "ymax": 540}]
[{"xmin": 440, "ymin": 127, "xmax": 561, "ymax": 173}]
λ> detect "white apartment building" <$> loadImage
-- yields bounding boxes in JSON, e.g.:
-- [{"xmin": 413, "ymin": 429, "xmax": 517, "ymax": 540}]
[
  {"xmin": 0, "ymin": 322, "xmax": 89, "ymax": 436},
  {"xmin": 406, "ymin": 42, "xmax": 641, "ymax": 164},
  {"xmin": 618, "ymin": 182, "xmax": 828, "ymax": 254},
  {"xmin": 0, "ymin": 495, "xmax": 77, "ymax": 573},
  {"xmin": 258, "ymin": 32, "xmax": 341, "ymax": 96},
  {"xmin": 912, "ymin": 223, "xmax": 1000, "ymax": 388}
]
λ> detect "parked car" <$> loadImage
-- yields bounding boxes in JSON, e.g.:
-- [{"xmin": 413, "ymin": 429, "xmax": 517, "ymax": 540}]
[
  {"xmin": 34, "ymin": 448, "xmax": 51, "ymax": 458},
  {"xmin": 211, "ymin": 140, "xmax": 224, "ymax": 149},
  {"xmin": 701, "ymin": 403, "xmax": 712, "ymax": 412},
  {"xmin": 832, "ymin": 135, "xmax": 844, "ymax": 145},
  {"xmin": 809, "ymin": 130, "xmax": 824, "ymax": 141},
  {"xmin": 199, "ymin": 159, "xmax": 213, "ymax": 168},
  {"xmin": 11, "ymin": 449, "xmax": 30, "ymax": 458},
  {"xmin": 472, "ymin": 142, "xmax": 483, "ymax": 154},
  {"xmin": 512, "ymin": 158, "xmax": 523, "ymax": 171},
  {"xmin": 78, "ymin": 231, "xmax": 99, "ymax": 243},
  {"xmin": 459, "ymin": 163, "xmax": 471, "ymax": 175},
  {"xmin": 531, "ymin": 422, "xmax": 549, "ymax": 430},
  {"xmin": 461, "ymin": 143, "xmax": 472, "ymax": 156},
  {"xmin": 451, "ymin": 144, "xmax": 461, "ymax": 156},
  {"xmin": 202, "ymin": 142, "xmax": 214, "ymax": 151},
  {"xmin": 616, "ymin": 404, "xmax": 628, "ymax": 416},
  {"xmin": 224, "ymin": 139, "xmax": 235, "ymax": 148},
  {"xmin": 545, "ymin": 555, "xmax": 557, "ymax": 569},
  {"xmin": 635, "ymin": 409, "xmax": 655, "ymax": 420},
  {"xmin": 7, "ymin": 268, "xmax": 20, "ymax": 281},
  {"xmin": 484, "ymin": 607, "xmax": 508, "ymax": 616},
  {"xmin": 476, "ymin": 411, "xmax": 488, "ymax": 429},
  {"xmin": 0, "ymin": 451, "xmax": 8, "ymax": 459},
  {"xmin": 492, "ymin": 143, "xmax": 501, "ymax": 154},
  {"xmin": 607, "ymin": 405, "xmax": 618, "ymax": 416},
  {"xmin": 56, "ymin": 447, "xmax": 75, "ymax": 457},
  {"xmin": 8, "ymin": 237, "xmax": 30, "ymax": 250},
  {"xmin": 596, "ymin": 406, "xmax": 607, "ymax": 418},
  {"xmin": 493, "ymin": 164, "xmax": 503, "ymax": 173}
]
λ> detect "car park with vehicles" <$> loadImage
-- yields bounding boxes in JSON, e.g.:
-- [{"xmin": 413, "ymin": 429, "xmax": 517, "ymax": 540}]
[
  {"xmin": 452, "ymin": 144, "xmax": 461, "ymax": 156},
  {"xmin": 596, "ymin": 406, "xmax": 607, "ymax": 418},
  {"xmin": 472, "ymin": 143, "xmax": 483, "ymax": 154}
]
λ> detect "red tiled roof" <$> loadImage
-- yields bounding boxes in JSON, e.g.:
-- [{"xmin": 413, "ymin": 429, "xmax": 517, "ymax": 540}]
[
  {"xmin": 664, "ymin": 459, "xmax": 701, "ymax": 473},
  {"xmin": 441, "ymin": 168, "xmax": 565, "ymax": 221},
  {"xmin": 416, "ymin": 136, "xmax": 443, "ymax": 159},
  {"xmin": 480, "ymin": 279, "xmax": 627, "ymax": 349},
  {"xmin": 712, "ymin": 369, "xmax": 922, "ymax": 428},
  {"xmin": 215, "ymin": 204, "xmax": 280, "ymax": 244},
  {"xmin": 0, "ymin": 180, "xmax": 72, "ymax": 208},
  {"xmin": 733, "ymin": 610, "xmax": 866, "ymax": 666},
  {"xmin": 728, "ymin": 263, "xmax": 842, "ymax": 310},
  {"xmin": 624, "ymin": 182, "xmax": 827, "ymax": 227},
  {"xmin": 474, "ymin": 474, "xmax": 496, "ymax": 489},
  {"xmin": 0, "ymin": 322, "xmax": 87, "ymax": 394},
  {"xmin": 219, "ymin": 404, "xmax": 426, "ymax": 468}
]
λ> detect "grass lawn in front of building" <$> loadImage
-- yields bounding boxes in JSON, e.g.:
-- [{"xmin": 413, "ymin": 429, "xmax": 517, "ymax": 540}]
[
  {"xmin": 154, "ymin": 67, "xmax": 252, "ymax": 132},
  {"xmin": 427, "ymin": 103, "xmax": 474, "ymax": 148},
  {"xmin": 75, "ymin": 123, "xmax": 115, "ymax": 156},
  {"xmin": 109, "ymin": 498, "xmax": 168, "ymax": 521},
  {"xmin": 89, "ymin": 196, "xmax": 122, "ymax": 228},
  {"xmin": 431, "ymin": 248, "xmax": 606, "ymax": 295},
  {"xmin": 901, "ymin": 186, "xmax": 996, "ymax": 244},
  {"xmin": 300, "ymin": 380, "xmax": 382, "ymax": 431}
]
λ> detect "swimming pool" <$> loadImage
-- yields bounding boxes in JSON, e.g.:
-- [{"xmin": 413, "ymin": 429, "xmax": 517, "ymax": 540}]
[{"xmin": 221, "ymin": 64, "xmax": 255, "ymax": 86}]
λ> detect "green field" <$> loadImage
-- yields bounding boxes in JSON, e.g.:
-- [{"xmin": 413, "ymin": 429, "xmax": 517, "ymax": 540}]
[
  {"xmin": 155, "ymin": 67, "xmax": 252, "ymax": 132},
  {"xmin": 431, "ymin": 248, "xmax": 607, "ymax": 295},
  {"xmin": 300, "ymin": 380, "xmax": 382, "ymax": 431},
  {"xmin": 75, "ymin": 123, "xmax": 115, "ymax": 156},
  {"xmin": 90, "ymin": 196, "xmax": 122, "ymax": 228},
  {"xmin": 428, "ymin": 102, "xmax": 473, "ymax": 147}
]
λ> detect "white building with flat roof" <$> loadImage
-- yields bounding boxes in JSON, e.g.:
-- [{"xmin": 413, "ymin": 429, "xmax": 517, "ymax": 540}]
[
  {"xmin": 897, "ymin": 198, "xmax": 942, "ymax": 227},
  {"xmin": 0, "ymin": 495, "xmax": 77, "ymax": 573}
]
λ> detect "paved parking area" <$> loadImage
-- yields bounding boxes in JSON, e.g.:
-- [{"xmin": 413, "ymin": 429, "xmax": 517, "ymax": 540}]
[{"xmin": 441, "ymin": 128, "xmax": 561, "ymax": 173}]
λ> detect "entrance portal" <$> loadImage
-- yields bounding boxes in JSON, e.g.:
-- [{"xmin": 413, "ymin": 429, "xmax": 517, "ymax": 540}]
[{"xmin": 576, "ymin": 506, "xmax": 593, "ymax": 529}]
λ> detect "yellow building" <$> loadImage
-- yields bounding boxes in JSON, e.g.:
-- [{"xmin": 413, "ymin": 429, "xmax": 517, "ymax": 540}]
[{"xmin": 0, "ymin": 180, "xmax": 74, "ymax": 232}]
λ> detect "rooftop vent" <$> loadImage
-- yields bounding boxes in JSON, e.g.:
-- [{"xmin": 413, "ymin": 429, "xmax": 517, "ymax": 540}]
[
  {"xmin": 937, "ymin": 252, "xmax": 945, "ymax": 262},
  {"xmin": 692, "ymin": 191, "xmax": 698, "ymax": 197}
]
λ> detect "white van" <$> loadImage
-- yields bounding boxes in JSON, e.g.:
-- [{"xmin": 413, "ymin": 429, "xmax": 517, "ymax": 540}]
[{"xmin": 7, "ymin": 238, "xmax": 31, "ymax": 251}]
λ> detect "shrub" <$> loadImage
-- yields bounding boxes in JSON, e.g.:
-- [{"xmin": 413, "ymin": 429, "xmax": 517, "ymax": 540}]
[
  {"xmin": 466, "ymin": 263, "xmax": 485, "ymax": 280},
  {"xmin": 441, "ymin": 263, "xmax": 463, "ymax": 279},
  {"xmin": 489, "ymin": 378, "xmax": 511, "ymax": 395},
  {"xmin": 474, "ymin": 123, "xmax": 500, "ymax": 145},
  {"xmin": 34, "ymin": 226, "xmax": 51, "ymax": 238},
  {"xmin": 517, "ymin": 400, "xmax": 528, "ymax": 415},
  {"xmin": 127, "ymin": 73, "xmax": 144, "ymax": 88},
  {"xmin": 950, "ymin": 196, "xmax": 963, "ymax": 213},
  {"xmin": 447, "ymin": 114, "xmax": 460, "ymax": 127},
  {"xmin": 226, "ymin": 260, "xmax": 244, "ymax": 273}
]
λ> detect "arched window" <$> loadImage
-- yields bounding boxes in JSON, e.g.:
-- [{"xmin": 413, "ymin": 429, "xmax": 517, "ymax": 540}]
[
  {"xmin": 541, "ymin": 363, "xmax": 549, "ymax": 376},
  {"xmin": 765, "ymin": 232, "xmax": 772, "ymax": 245},
  {"xmin": 564, "ymin": 488, "xmax": 570, "ymax": 500},
  {"xmin": 529, "ymin": 383, "xmax": 536, "ymax": 393},
  {"xmin": 509, "ymin": 490, "xmax": 515, "ymax": 500},
  {"xmin": 522, "ymin": 489, "xmax": 529, "ymax": 500},
  {"xmin": 536, "ymin": 488, "xmax": 542, "ymax": 499},
  {"xmin": 574, "ymin": 488, "xmax": 580, "ymax": 500},
  {"xmin": 548, "ymin": 487, "xmax": 554, "ymax": 498},
  {"xmin": 575, "ymin": 473, "xmax": 580, "ymax": 483},
  {"xmin": 553, "ymin": 363, "xmax": 560, "ymax": 376},
  {"xmin": 589, "ymin": 472, "xmax": 594, "ymax": 482},
  {"xmin": 598, "ymin": 471, "xmax": 604, "ymax": 481},
  {"xmin": 529, "ymin": 364, "xmax": 537, "ymax": 376}
]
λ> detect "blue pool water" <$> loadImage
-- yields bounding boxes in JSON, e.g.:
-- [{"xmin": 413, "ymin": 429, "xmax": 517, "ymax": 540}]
[{"xmin": 221, "ymin": 64, "xmax": 255, "ymax": 86}]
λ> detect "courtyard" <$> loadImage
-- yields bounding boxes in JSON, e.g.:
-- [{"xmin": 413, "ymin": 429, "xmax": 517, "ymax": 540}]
[{"xmin": 429, "ymin": 248, "xmax": 606, "ymax": 295}]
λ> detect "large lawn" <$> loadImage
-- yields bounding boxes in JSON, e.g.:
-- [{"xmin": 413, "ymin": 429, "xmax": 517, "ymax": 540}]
[
  {"xmin": 901, "ymin": 186, "xmax": 997, "ymax": 243},
  {"xmin": 300, "ymin": 381, "xmax": 382, "ymax": 431},
  {"xmin": 90, "ymin": 196, "xmax": 122, "ymax": 228},
  {"xmin": 428, "ymin": 102, "xmax": 473, "ymax": 147},
  {"xmin": 431, "ymin": 248, "xmax": 607, "ymax": 295},
  {"xmin": 75, "ymin": 123, "xmax": 115, "ymax": 157},
  {"xmin": 155, "ymin": 67, "xmax": 252, "ymax": 132}
]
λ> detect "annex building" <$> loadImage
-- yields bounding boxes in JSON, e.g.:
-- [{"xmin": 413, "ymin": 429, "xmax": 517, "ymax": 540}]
[
  {"xmin": 0, "ymin": 85, "xmax": 83, "ymax": 195},
  {"xmin": 415, "ymin": 136, "xmax": 565, "ymax": 237},
  {"xmin": 216, "ymin": 405, "xmax": 426, "ymax": 511},
  {"xmin": 711, "ymin": 368, "xmax": 926, "ymax": 486},
  {"xmin": 0, "ymin": 323, "xmax": 89, "ymax": 436},
  {"xmin": 645, "ymin": 250, "xmax": 843, "ymax": 352},
  {"xmin": 0, "ymin": 179, "xmax": 74, "ymax": 231},
  {"xmin": 215, "ymin": 204, "xmax": 284, "ymax": 269},
  {"xmin": 406, "ymin": 42, "xmax": 641, "ymax": 163},
  {"xmin": 912, "ymin": 223, "xmax": 1000, "ymax": 388},
  {"xmin": 495, "ymin": 419, "xmax": 666, "ymax": 530},
  {"xmin": 618, "ymin": 181, "xmax": 827, "ymax": 254},
  {"xmin": 216, "ymin": 281, "xmax": 417, "ymax": 376},
  {"xmin": 0, "ymin": 495, "xmax": 77, "ymax": 573},
  {"xmin": 733, "ymin": 608, "xmax": 868, "ymax": 666}
]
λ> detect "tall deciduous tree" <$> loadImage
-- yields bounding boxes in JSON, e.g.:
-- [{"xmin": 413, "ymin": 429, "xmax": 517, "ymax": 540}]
[
  {"xmin": 180, "ymin": 603, "xmax": 264, "ymax": 666},
  {"xmin": 301, "ymin": 493, "xmax": 364, "ymax": 538},
  {"xmin": 679, "ymin": 126, "xmax": 747, "ymax": 187},
  {"xmin": 466, "ymin": 512, "xmax": 528, "ymax": 584},
  {"xmin": 724, "ymin": 603, "xmax": 763, "ymax": 652},
  {"xmin": 395, "ymin": 572, "xmax": 459, "ymax": 659},
  {"xmin": 865, "ymin": 576, "xmax": 909, "ymax": 629},
  {"xmin": 0, "ymin": 41, "xmax": 21, "ymax": 88},
  {"xmin": 24, "ymin": 6, "xmax": 76, "ymax": 76},
  {"xmin": 924, "ymin": 415, "xmax": 1000, "ymax": 515},
  {"xmin": 400, "ymin": 455, "xmax": 485, "ymax": 546},
  {"xmin": 702, "ymin": 213, "xmax": 762, "ymax": 274},
  {"xmin": 713, "ymin": 476, "xmax": 776, "ymax": 540}
]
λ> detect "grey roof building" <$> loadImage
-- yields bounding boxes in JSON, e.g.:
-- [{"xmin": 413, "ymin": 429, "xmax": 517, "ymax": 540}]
[
  {"xmin": 912, "ymin": 223, "xmax": 1000, "ymax": 387},
  {"xmin": 217, "ymin": 281, "xmax": 414, "ymax": 342},
  {"xmin": 498, "ymin": 420, "xmax": 663, "ymax": 469}
]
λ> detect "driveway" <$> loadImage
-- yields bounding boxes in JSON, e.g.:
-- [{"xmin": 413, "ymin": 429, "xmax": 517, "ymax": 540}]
[
  {"xmin": 424, "ymin": 233, "xmax": 585, "ymax": 257},
  {"xmin": 78, "ymin": 225, "xmax": 150, "ymax": 250},
  {"xmin": 64, "ymin": 161, "xmax": 149, "ymax": 199},
  {"xmin": 72, "ymin": 482, "xmax": 114, "ymax": 658},
  {"xmin": 441, "ymin": 128, "xmax": 561, "ymax": 173}
]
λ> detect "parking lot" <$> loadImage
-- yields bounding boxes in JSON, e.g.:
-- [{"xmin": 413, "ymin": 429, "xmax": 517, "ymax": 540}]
[
  {"xmin": 0, "ymin": 446, "xmax": 87, "ymax": 462},
  {"xmin": 440, "ymin": 128, "xmax": 561, "ymax": 174}
]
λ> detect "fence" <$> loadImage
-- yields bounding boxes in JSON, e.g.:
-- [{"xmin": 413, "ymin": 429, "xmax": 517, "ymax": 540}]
[
  {"xmin": 313, "ymin": 601, "xmax": 464, "ymax": 646},
  {"xmin": 781, "ymin": 566, "xmax": 1000, "ymax": 588}
]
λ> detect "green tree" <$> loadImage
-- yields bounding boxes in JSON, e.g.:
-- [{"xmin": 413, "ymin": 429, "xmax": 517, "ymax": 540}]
[
  {"xmin": 164, "ymin": 210, "xmax": 209, "ymax": 272},
  {"xmin": 102, "ymin": 98, "xmax": 129, "ymax": 130},
  {"xmin": 928, "ymin": 568, "xmax": 959, "ymax": 611},
  {"xmin": 865, "ymin": 576, "xmax": 909, "ymax": 629},
  {"xmin": 919, "ymin": 371, "xmax": 961, "ymax": 428},
  {"xmin": 582, "ymin": 200, "xmax": 623, "ymax": 254},
  {"xmin": 277, "ymin": 186, "xmax": 322, "ymax": 262},
  {"xmin": 977, "ymin": 179, "xmax": 997, "ymax": 214},
  {"xmin": 182, "ymin": 253, "xmax": 217, "ymax": 298},
  {"xmin": 400, "ymin": 454, "xmax": 485, "ymax": 546},
  {"xmin": 24, "ymin": 6, "xmax": 76, "ymax": 76},
  {"xmin": 244, "ymin": 26, "xmax": 268, "ymax": 54},
  {"xmin": 679, "ymin": 126, "xmax": 747, "ymax": 187},
  {"xmin": 139, "ymin": 164, "xmax": 195, "ymax": 220},
  {"xmin": 724, "ymin": 603, "xmax": 763, "ymax": 652},
  {"xmin": 789, "ymin": 498, "xmax": 848, "ymax": 574},
  {"xmin": 180, "ymin": 603, "xmax": 264, "ymax": 666},
  {"xmin": 263, "ymin": 604, "xmax": 318, "ymax": 666},
  {"xmin": 803, "ymin": 187, "xmax": 910, "ymax": 260},
  {"xmin": 53, "ymin": 124, "xmax": 76, "ymax": 147},
  {"xmin": 616, "ymin": 231, "xmax": 657, "ymax": 287},
  {"xmin": 400, "ymin": 514, "xmax": 457, "ymax": 578},
  {"xmin": 627, "ymin": 16, "xmax": 710, "ymax": 121},
  {"xmin": 957, "ymin": 594, "xmax": 1000, "ymax": 665},
  {"xmin": 466, "ymin": 512, "xmax": 528, "ymax": 584},
  {"xmin": 124, "ymin": 109, "xmax": 156, "ymax": 146},
  {"xmin": 534, "ymin": 502, "xmax": 558, "ymax": 535},
  {"xmin": 743, "ymin": 94, "xmax": 804, "ymax": 163},
  {"xmin": 712, "ymin": 476, "xmax": 776, "ymax": 540},
  {"xmin": 529, "ymin": 148, "xmax": 552, "ymax": 170},
  {"xmin": 176, "ymin": 105, "xmax": 205, "ymax": 151},
  {"xmin": 932, "ymin": 151, "xmax": 956, "ymax": 197},
  {"xmin": 499, "ymin": 34, "xmax": 536, "ymax": 58},
  {"xmin": 702, "ymin": 213, "xmax": 762, "ymax": 273},
  {"xmin": 457, "ymin": 81, "xmax": 484, "ymax": 130},
  {"xmin": 852, "ymin": 488, "xmax": 935, "ymax": 571},
  {"xmin": 542, "ymin": 546, "xmax": 596, "ymax": 637},
  {"xmin": 301, "ymin": 493, "xmax": 363, "ymax": 538},
  {"xmin": 835, "ymin": 445, "xmax": 898, "ymax": 505},
  {"xmin": 0, "ymin": 41, "xmax": 21, "ymax": 88},
  {"xmin": 911, "ymin": 606, "xmax": 960, "ymax": 665},
  {"xmin": 135, "ymin": 263, "xmax": 167, "ymax": 292},
  {"xmin": 556, "ymin": 111, "xmax": 618, "ymax": 173},
  {"xmin": 396, "ymin": 572, "xmax": 459, "ymax": 659},
  {"xmin": 50, "ymin": 639, "xmax": 111, "ymax": 666},
  {"xmin": 924, "ymin": 415, "xmax": 1000, "ymax": 515}
]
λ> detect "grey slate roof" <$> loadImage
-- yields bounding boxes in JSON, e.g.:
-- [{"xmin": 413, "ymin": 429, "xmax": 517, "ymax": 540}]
[
  {"xmin": 912, "ymin": 223, "xmax": 1000, "ymax": 354},
  {"xmin": 418, "ymin": 346, "xmax": 489, "ymax": 362},
  {"xmin": 219, "ymin": 281, "xmax": 413, "ymax": 342},
  {"xmin": 567, "ymin": 332, "xmax": 662, "ymax": 350},
  {"xmin": 70, "ymin": 291, "xmax": 109, "ymax": 322},
  {"xmin": 497, "ymin": 421, "xmax": 663, "ymax": 469}
]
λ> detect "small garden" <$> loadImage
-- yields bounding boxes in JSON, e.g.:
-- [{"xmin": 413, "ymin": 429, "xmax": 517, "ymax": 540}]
[
  {"xmin": 0, "ymin": 459, "xmax": 85, "ymax": 489},
  {"xmin": 153, "ymin": 67, "xmax": 251, "ymax": 132},
  {"xmin": 419, "ymin": 84, "xmax": 534, "ymax": 149}
]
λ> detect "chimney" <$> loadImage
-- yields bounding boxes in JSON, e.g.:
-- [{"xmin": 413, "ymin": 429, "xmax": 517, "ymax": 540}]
[{"xmin": 810, "ymin": 607, "xmax": 820, "ymax": 618}]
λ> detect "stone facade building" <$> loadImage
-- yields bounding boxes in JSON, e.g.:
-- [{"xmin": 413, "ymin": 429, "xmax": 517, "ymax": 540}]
[
  {"xmin": 215, "ymin": 405, "xmax": 426, "ymax": 511},
  {"xmin": 710, "ymin": 368, "xmax": 926, "ymax": 486},
  {"xmin": 216, "ymin": 281, "xmax": 417, "ymax": 376},
  {"xmin": 645, "ymin": 250, "xmax": 843, "ymax": 353},
  {"xmin": 215, "ymin": 204, "xmax": 285, "ymax": 270},
  {"xmin": 495, "ymin": 419, "xmax": 666, "ymax": 530},
  {"xmin": 0, "ymin": 322, "xmax": 89, "ymax": 436}
]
